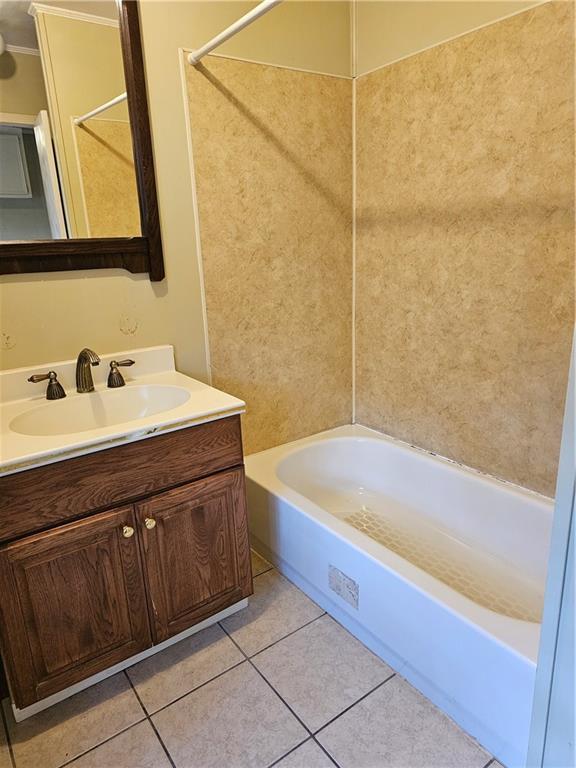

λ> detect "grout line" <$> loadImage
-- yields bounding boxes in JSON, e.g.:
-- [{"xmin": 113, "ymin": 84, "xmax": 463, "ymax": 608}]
[
  {"xmin": 249, "ymin": 613, "xmax": 327, "ymax": 660},
  {"xmin": 313, "ymin": 673, "xmax": 396, "ymax": 737},
  {"xmin": 310, "ymin": 737, "xmax": 341, "ymax": 767},
  {"xmin": 253, "ymin": 565, "xmax": 274, "ymax": 578},
  {"xmin": 147, "ymin": 718, "xmax": 177, "ymax": 768},
  {"xmin": 58, "ymin": 717, "xmax": 148, "ymax": 768},
  {"xmin": 266, "ymin": 735, "xmax": 341, "ymax": 768},
  {"xmin": 265, "ymin": 736, "xmax": 311, "ymax": 768},
  {"xmin": 124, "ymin": 672, "xmax": 176, "ymax": 768},
  {"xmin": 124, "ymin": 670, "xmax": 148, "ymax": 718},
  {"xmin": 138, "ymin": 658, "xmax": 247, "ymax": 719},
  {"xmin": 0, "ymin": 701, "xmax": 16, "ymax": 768},
  {"xmin": 314, "ymin": 742, "xmax": 343, "ymax": 768},
  {"xmin": 218, "ymin": 622, "xmax": 314, "ymax": 736},
  {"xmin": 219, "ymin": 620, "xmax": 376, "ymax": 768}
]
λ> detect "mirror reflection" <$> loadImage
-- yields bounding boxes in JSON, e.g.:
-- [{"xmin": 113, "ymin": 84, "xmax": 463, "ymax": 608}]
[{"xmin": 0, "ymin": 0, "xmax": 141, "ymax": 241}]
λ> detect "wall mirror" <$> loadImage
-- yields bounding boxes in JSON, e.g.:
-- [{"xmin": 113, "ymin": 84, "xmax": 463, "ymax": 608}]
[{"xmin": 0, "ymin": 0, "xmax": 164, "ymax": 279}]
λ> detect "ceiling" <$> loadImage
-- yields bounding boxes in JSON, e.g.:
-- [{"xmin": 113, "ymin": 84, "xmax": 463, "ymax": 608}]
[{"xmin": 0, "ymin": 0, "xmax": 119, "ymax": 50}]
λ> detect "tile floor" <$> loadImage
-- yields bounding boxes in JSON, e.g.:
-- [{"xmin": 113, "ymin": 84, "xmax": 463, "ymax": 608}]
[{"xmin": 0, "ymin": 551, "xmax": 501, "ymax": 768}]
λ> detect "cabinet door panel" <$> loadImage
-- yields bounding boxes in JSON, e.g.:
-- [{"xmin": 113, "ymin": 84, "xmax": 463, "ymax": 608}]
[
  {"xmin": 137, "ymin": 468, "xmax": 252, "ymax": 642},
  {"xmin": 0, "ymin": 507, "xmax": 151, "ymax": 708}
]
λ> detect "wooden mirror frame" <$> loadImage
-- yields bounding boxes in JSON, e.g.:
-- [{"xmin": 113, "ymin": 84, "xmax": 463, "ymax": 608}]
[{"xmin": 0, "ymin": 0, "xmax": 164, "ymax": 281}]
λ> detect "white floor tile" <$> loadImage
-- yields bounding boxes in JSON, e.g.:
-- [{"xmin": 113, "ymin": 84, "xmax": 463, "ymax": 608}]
[
  {"xmin": 317, "ymin": 675, "xmax": 490, "ymax": 768},
  {"xmin": 253, "ymin": 614, "xmax": 392, "ymax": 731},
  {"xmin": 152, "ymin": 661, "xmax": 307, "ymax": 768}
]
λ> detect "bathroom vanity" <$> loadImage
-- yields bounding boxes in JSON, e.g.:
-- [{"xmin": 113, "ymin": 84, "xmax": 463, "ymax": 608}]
[{"xmin": 0, "ymin": 346, "xmax": 251, "ymax": 716}]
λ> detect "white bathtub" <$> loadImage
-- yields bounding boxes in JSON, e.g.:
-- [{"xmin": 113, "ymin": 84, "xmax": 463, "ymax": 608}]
[{"xmin": 245, "ymin": 425, "xmax": 554, "ymax": 768}]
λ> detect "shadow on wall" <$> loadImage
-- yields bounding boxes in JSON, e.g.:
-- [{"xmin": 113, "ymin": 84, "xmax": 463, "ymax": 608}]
[
  {"xmin": 78, "ymin": 125, "xmax": 136, "ymax": 167},
  {"xmin": 356, "ymin": 195, "xmax": 573, "ymax": 229},
  {"xmin": 196, "ymin": 63, "xmax": 350, "ymax": 217}
]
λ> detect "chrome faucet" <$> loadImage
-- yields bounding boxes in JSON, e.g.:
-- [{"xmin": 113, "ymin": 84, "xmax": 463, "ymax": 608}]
[{"xmin": 76, "ymin": 348, "xmax": 100, "ymax": 393}]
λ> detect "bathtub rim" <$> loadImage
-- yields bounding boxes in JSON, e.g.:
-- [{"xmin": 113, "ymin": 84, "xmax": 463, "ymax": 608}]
[{"xmin": 245, "ymin": 423, "xmax": 554, "ymax": 664}]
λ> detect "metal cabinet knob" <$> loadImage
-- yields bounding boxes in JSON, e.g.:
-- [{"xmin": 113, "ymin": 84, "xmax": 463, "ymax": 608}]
[
  {"xmin": 122, "ymin": 525, "xmax": 135, "ymax": 538},
  {"xmin": 144, "ymin": 517, "xmax": 156, "ymax": 530}
]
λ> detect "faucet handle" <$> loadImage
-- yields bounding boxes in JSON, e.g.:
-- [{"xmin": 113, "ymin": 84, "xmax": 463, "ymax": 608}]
[
  {"xmin": 107, "ymin": 359, "xmax": 135, "ymax": 388},
  {"xmin": 28, "ymin": 371, "xmax": 66, "ymax": 400}
]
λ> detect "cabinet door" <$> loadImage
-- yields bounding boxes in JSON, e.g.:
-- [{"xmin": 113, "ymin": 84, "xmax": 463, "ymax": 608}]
[
  {"xmin": 0, "ymin": 507, "xmax": 151, "ymax": 708},
  {"xmin": 137, "ymin": 468, "xmax": 252, "ymax": 642}
]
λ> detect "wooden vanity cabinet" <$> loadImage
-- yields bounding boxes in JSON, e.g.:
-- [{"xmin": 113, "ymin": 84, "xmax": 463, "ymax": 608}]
[
  {"xmin": 0, "ymin": 507, "xmax": 151, "ymax": 707},
  {"xmin": 0, "ymin": 417, "xmax": 252, "ymax": 710},
  {"xmin": 137, "ymin": 469, "xmax": 251, "ymax": 643}
]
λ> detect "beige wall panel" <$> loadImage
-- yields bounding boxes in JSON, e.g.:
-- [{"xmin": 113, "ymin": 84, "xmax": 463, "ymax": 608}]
[
  {"xmin": 75, "ymin": 120, "xmax": 140, "ymax": 238},
  {"xmin": 355, "ymin": 2, "xmax": 574, "ymax": 495},
  {"xmin": 0, "ymin": 52, "xmax": 48, "ymax": 116},
  {"xmin": 355, "ymin": 0, "xmax": 544, "ymax": 75},
  {"xmin": 187, "ymin": 57, "xmax": 352, "ymax": 453}
]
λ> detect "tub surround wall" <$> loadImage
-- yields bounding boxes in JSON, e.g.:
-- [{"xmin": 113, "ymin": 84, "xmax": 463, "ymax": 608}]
[
  {"xmin": 354, "ymin": 1, "xmax": 574, "ymax": 496},
  {"xmin": 186, "ymin": 56, "xmax": 352, "ymax": 454},
  {"xmin": 75, "ymin": 119, "xmax": 140, "ymax": 238}
]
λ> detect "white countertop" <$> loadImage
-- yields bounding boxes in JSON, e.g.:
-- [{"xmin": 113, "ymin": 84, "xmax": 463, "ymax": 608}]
[{"xmin": 0, "ymin": 346, "xmax": 245, "ymax": 476}]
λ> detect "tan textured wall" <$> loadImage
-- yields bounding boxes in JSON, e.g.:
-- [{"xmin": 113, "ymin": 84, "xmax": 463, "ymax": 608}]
[
  {"xmin": 0, "ymin": 52, "xmax": 48, "ymax": 117},
  {"xmin": 186, "ymin": 57, "xmax": 352, "ymax": 453},
  {"xmin": 355, "ymin": 1, "xmax": 574, "ymax": 496},
  {"xmin": 354, "ymin": 0, "xmax": 543, "ymax": 75},
  {"xmin": 75, "ymin": 119, "xmax": 140, "ymax": 238}
]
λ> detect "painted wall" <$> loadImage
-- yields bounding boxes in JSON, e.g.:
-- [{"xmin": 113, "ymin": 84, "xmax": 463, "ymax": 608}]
[
  {"xmin": 170, "ymin": 1, "xmax": 351, "ymax": 76},
  {"xmin": 354, "ymin": 0, "xmax": 543, "ymax": 75},
  {"xmin": 0, "ymin": 0, "xmax": 348, "ymax": 376},
  {"xmin": 0, "ymin": 51, "xmax": 47, "ymax": 117},
  {"xmin": 186, "ymin": 56, "xmax": 352, "ymax": 453},
  {"xmin": 354, "ymin": 1, "xmax": 574, "ymax": 495}
]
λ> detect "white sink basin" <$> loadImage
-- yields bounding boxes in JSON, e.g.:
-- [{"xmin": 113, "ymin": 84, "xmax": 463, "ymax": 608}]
[
  {"xmin": 0, "ymin": 346, "xmax": 246, "ymax": 475},
  {"xmin": 10, "ymin": 385, "xmax": 191, "ymax": 437}
]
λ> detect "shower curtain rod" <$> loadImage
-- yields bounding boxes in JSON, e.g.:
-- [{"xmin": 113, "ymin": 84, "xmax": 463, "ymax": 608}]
[
  {"xmin": 74, "ymin": 92, "xmax": 127, "ymax": 126},
  {"xmin": 188, "ymin": 0, "xmax": 283, "ymax": 65}
]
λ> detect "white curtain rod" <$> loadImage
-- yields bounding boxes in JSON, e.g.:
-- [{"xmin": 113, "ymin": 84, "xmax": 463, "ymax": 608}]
[
  {"xmin": 188, "ymin": 0, "xmax": 283, "ymax": 66},
  {"xmin": 74, "ymin": 92, "xmax": 127, "ymax": 126}
]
